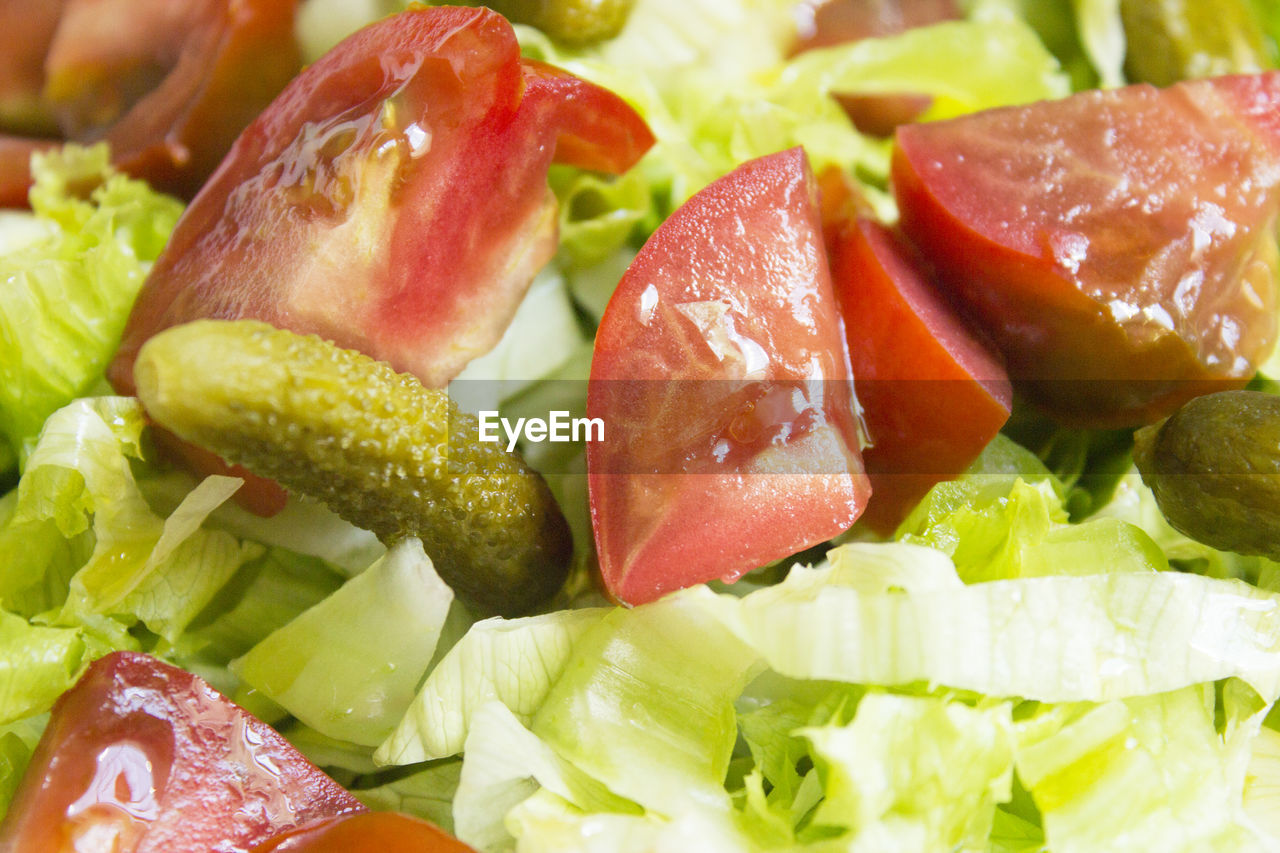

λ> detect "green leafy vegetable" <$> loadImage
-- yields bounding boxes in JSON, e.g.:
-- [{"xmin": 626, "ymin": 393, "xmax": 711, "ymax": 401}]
[
  {"xmin": 0, "ymin": 145, "xmax": 182, "ymax": 464},
  {"xmin": 231, "ymin": 538, "xmax": 457, "ymax": 746}
]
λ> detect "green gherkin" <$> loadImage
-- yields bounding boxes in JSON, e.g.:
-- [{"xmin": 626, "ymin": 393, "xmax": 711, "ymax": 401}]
[
  {"xmin": 476, "ymin": 0, "xmax": 634, "ymax": 44},
  {"xmin": 134, "ymin": 319, "xmax": 571, "ymax": 616},
  {"xmin": 1121, "ymin": 0, "xmax": 1269, "ymax": 86},
  {"xmin": 1133, "ymin": 390, "xmax": 1280, "ymax": 561}
]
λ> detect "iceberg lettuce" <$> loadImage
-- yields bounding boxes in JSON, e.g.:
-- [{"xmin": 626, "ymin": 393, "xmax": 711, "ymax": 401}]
[{"xmin": 0, "ymin": 146, "xmax": 182, "ymax": 464}]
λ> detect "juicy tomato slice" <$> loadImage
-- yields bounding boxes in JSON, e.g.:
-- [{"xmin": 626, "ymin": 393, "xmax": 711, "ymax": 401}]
[
  {"xmin": 828, "ymin": 217, "xmax": 1011, "ymax": 533},
  {"xmin": 42, "ymin": 0, "xmax": 302, "ymax": 198},
  {"xmin": 587, "ymin": 147, "xmax": 870, "ymax": 605},
  {"xmin": 107, "ymin": 5, "xmax": 650, "ymax": 396},
  {"xmin": 251, "ymin": 812, "xmax": 476, "ymax": 853},
  {"xmin": 892, "ymin": 72, "xmax": 1280, "ymax": 427},
  {"xmin": 104, "ymin": 6, "xmax": 651, "ymax": 514},
  {"xmin": 0, "ymin": 651, "xmax": 364, "ymax": 853}
]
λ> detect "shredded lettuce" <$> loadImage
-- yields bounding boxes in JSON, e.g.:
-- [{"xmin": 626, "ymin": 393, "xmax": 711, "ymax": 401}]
[
  {"xmin": 0, "ymin": 145, "xmax": 182, "ymax": 464},
  {"xmin": 231, "ymin": 538, "xmax": 457, "ymax": 746},
  {"xmin": 376, "ymin": 607, "xmax": 609, "ymax": 765},
  {"xmin": 802, "ymin": 694, "xmax": 1015, "ymax": 851},
  {"xmin": 1015, "ymin": 682, "xmax": 1274, "ymax": 851},
  {"xmin": 362, "ymin": 529, "xmax": 1280, "ymax": 850}
]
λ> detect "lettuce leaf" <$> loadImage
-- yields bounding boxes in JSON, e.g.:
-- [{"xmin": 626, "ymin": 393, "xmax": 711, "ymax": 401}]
[
  {"xmin": 530, "ymin": 589, "xmax": 762, "ymax": 816},
  {"xmin": 376, "ymin": 607, "xmax": 609, "ymax": 765},
  {"xmin": 231, "ymin": 538, "xmax": 456, "ymax": 746},
  {"xmin": 802, "ymin": 694, "xmax": 1015, "ymax": 851},
  {"xmin": 453, "ymin": 702, "xmax": 642, "ymax": 851},
  {"xmin": 0, "ymin": 145, "xmax": 182, "ymax": 463},
  {"xmin": 1015, "ymin": 682, "xmax": 1273, "ymax": 851},
  {"xmin": 718, "ymin": 565, "xmax": 1280, "ymax": 703}
]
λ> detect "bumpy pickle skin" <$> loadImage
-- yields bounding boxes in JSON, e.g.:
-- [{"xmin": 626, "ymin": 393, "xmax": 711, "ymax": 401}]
[
  {"xmin": 1133, "ymin": 390, "xmax": 1280, "ymax": 560},
  {"xmin": 133, "ymin": 319, "xmax": 571, "ymax": 616}
]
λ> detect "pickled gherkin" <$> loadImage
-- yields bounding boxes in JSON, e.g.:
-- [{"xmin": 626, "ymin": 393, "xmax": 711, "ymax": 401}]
[
  {"xmin": 1133, "ymin": 389, "xmax": 1280, "ymax": 560},
  {"xmin": 1121, "ymin": 0, "xmax": 1269, "ymax": 86},
  {"xmin": 133, "ymin": 319, "xmax": 571, "ymax": 616},
  {"xmin": 475, "ymin": 0, "xmax": 634, "ymax": 44}
]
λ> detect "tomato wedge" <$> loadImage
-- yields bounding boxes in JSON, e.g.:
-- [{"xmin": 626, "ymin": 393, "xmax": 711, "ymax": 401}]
[
  {"xmin": 828, "ymin": 217, "xmax": 1011, "ymax": 533},
  {"xmin": 0, "ymin": 652, "xmax": 364, "ymax": 853},
  {"xmin": 107, "ymin": 4, "xmax": 651, "ymax": 396},
  {"xmin": 104, "ymin": 6, "xmax": 651, "ymax": 513},
  {"xmin": 587, "ymin": 147, "xmax": 870, "ymax": 605},
  {"xmin": 251, "ymin": 812, "xmax": 475, "ymax": 853},
  {"xmin": 41, "ymin": 0, "xmax": 302, "ymax": 198},
  {"xmin": 892, "ymin": 72, "xmax": 1280, "ymax": 427}
]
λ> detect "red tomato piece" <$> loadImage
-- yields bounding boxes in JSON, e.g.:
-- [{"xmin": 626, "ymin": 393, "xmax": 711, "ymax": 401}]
[
  {"xmin": 42, "ymin": 0, "xmax": 302, "ymax": 198},
  {"xmin": 892, "ymin": 72, "xmax": 1280, "ymax": 427},
  {"xmin": 0, "ymin": 135, "xmax": 57, "ymax": 208},
  {"xmin": 829, "ymin": 218, "xmax": 1011, "ymax": 533},
  {"xmin": 835, "ymin": 92, "xmax": 933, "ymax": 137},
  {"xmin": 0, "ymin": 651, "xmax": 364, "ymax": 853},
  {"xmin": 519, "ymin": 59, "xmax": 655, "ymax": 175},
  {"xmin": 107, "ymin": 5, "xmax": 650, "ymax": 395},
  {"xmin": 251, "ymin": 812, "xmax": 475, "ymax": 853},
  {"xmin": 791, "ymin": 0, "xmax": 961, "ymax": 53},
  {"xmin": 0, "ymin": 0, "xmax": 65, "ymax": 135},
  {"xmin": 104, "ymin": 6, "xmax": 651, "ymax": 514},
  {"xmin": 587, "ymin": 147, "xmax": 870, "ymax": 605}
]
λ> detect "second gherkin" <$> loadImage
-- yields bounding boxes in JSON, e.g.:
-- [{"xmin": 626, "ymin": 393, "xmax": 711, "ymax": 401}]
[{"xmin": 133, "ymin": 319, "xmax": 571, "ymax": 616}]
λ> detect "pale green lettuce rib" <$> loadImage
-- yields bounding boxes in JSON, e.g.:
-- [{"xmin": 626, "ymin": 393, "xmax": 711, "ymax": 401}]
[
  {"xmin": 453, "ymin": 702, "xmax": 642, "ymax": 852},
  {"xmin": 376, "ymin": 607, "xmax": 608, "ymax": 766},
  {"xmin": 1016, "ymin": 682, "xmax": 1276, "ymax": 852},
  {"xmin": 231, "ymin": 537, "xmax": 456, "ymax": 747},
  {"xmin": 717, "ymin": 568, "xmax": 1280, "ymax": 704}
]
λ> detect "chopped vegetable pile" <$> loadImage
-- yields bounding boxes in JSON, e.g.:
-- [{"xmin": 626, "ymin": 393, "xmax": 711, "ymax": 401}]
[{"xmin": 4, "ymin": 0, "xmax": 1280, "ymax": 851}]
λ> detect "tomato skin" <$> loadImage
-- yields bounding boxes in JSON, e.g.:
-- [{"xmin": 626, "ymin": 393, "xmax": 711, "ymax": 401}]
[
  {"xmin": 250, "ymin": 812, "xmax": 476, "ymax": 853},
  {"xmin": 42, "ymin": 0, "xmax": 302, "ymax": 198},
  {"xmin": 829, "ymin": 218, "xmax": 1011, "ymax": 533},
  {"xmin": 0, "ymin": 652, "xmax": 364, "ymax": 853},
  {"xmin": 107, "ymin": 5, "xmax": 649, "ymax": 393},
  {"xmin": 104, "ymin": 6, "xmax": 651, "ymax": 514},
  {"xmin": 892, "ymin": 72, "xmax": 1280, "ymax": 427},
  {"xmin": 587, "ymin": 148, "xmax": 870, "ymax": 605},
  {"xmin": 519, "ymin": 60, "xmax": 655, "ymax": 174},
  {"xmin": 791, "ymin": 0, "xmax": 961, "ymax": 53}
]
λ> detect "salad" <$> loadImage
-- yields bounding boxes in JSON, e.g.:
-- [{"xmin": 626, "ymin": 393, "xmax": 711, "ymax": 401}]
[{"xmin": 3, "ymin": 0, "xmax": 1280, "ymax": 850}]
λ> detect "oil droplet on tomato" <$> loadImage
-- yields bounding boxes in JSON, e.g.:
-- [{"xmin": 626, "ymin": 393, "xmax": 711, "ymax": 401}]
[{"xmin": 64, "ymin": 741, "xmax": 159, "ymax": 852}]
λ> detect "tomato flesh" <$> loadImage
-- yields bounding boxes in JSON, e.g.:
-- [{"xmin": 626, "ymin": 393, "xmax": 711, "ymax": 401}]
[
  {"xmin": 108, "ymin": 5, "xmax": 650, "ymax": 395},
  {"xmin": 829, "ymin": 218, "xmax": 1011, "ymax": 533},
  {"xmin": 588, "ymin": 148, "xmax": 870, "ymax": 605},
  {"xmin": 0, "ymin": 652, "xmax": 364, "ymax": 853},
  {"xmin": 892, "ymin": 72, "xmax": 1280, "ymax": 427},
  {"xmin": 251, "ymin": 812, "xmax": 475, "ymax": 853},
  {"xmin": 104, "ymin": 6, "xmax": 651, "ymax": 514},
  {"xmin": 42, "ymin": 0, "xmax": 302, "ymax": 198}
]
